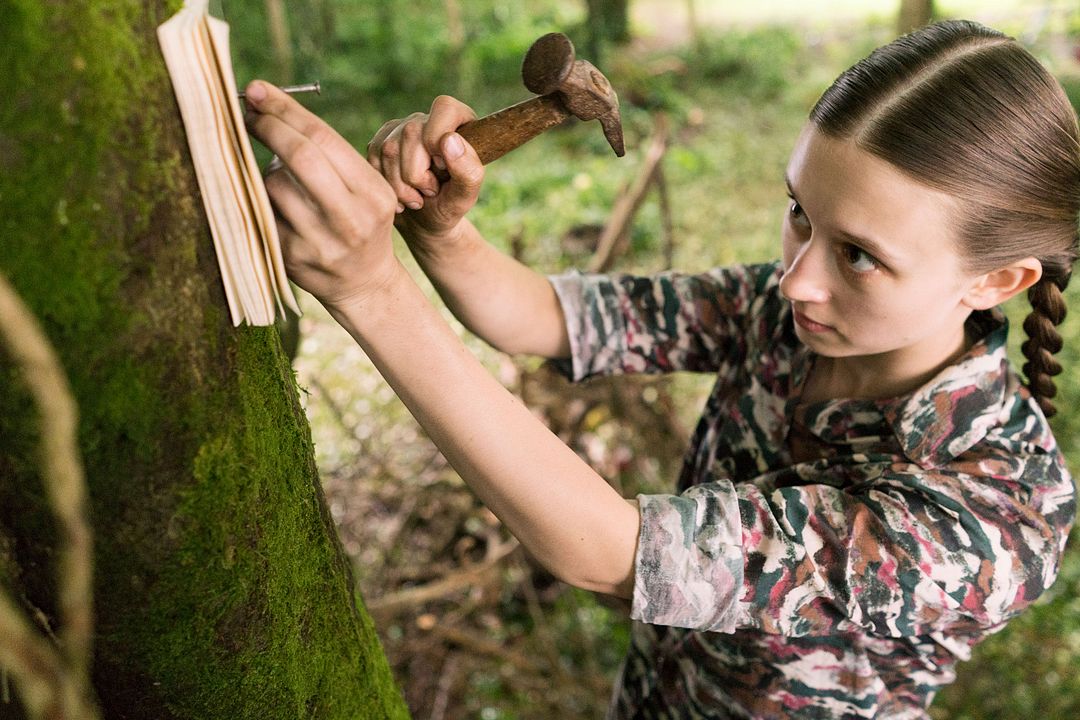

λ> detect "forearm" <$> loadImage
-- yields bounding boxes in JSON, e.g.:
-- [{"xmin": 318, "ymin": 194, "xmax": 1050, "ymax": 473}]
[
  {"xmin": 401, "ymin": 218, "xmax": 570, "ymax": 358},
  {"xmin": 241, "ymin": 83, "xmax": 628, "ymax": 592},
  {"xmin": 329, "ymin": 261, "xmax": 639, "ymax": 597}
]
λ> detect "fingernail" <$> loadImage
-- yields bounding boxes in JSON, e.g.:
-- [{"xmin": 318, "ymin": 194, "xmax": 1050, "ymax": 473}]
[
  {"xmin": 396, "ymin": 203, "xmax": 405, "ymax": 214},
  {"xmin": 246, "ymin": 81, "xmax": 267, "ymax": 103},
  {"xmin": 406, "ymin": 201, "xmax": 422, "ymax": 210},
  {"xmin": 445, "ymin": 133, "xmax": 464, "ymax": 159},
  {"xmin": 420, "ymin": 187, "xmax": 436, "ymax": 197},
  {"xmin": 432, "ymin": 155, "xmax": 446, "ymax": 171}
]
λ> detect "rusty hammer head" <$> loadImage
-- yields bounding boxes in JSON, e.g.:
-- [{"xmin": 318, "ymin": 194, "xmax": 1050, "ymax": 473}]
[{"xmin": 521, "ymin": 33, "xmax": 625, "ymax": 157}]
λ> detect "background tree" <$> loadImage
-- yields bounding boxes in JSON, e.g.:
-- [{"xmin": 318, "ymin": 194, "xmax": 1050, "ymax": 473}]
[
  {"xmin": 585, "ymin": 0, "xmax": 631, "ymax": 63},
  {"xmin": 898, "ymin": 0, "xmax": 934, "ymax": 33},
  {"xmin": 0, "ymin": 1, "xmax": 408, "ymax": 717}
]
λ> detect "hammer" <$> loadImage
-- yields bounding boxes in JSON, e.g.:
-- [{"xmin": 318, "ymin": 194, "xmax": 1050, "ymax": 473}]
[{"xmin": 434, "ymin": 32, "xmax": 624, "ymax": 181}]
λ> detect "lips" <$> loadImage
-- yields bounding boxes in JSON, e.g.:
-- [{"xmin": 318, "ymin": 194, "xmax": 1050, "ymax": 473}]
[{"xmin": 793, "ymin": 308, "xmax": 834, "ymax": 333}]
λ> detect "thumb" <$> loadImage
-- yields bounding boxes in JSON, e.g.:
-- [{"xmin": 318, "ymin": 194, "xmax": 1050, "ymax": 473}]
[{"xmin": 437, "ymin": 132, "xmax": 484, "ymax": 210}]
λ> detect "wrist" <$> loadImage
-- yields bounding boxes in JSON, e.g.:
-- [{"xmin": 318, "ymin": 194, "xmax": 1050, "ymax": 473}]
[
  {"xmin": 321, "ymin": 256, "xmax": 411, "ymax": 323},
  {"xmin": 398, "ymin": 218, "xmax": 479, "ymax": 264}
]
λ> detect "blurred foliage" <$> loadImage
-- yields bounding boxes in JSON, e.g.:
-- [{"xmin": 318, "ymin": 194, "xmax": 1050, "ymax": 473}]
[
  {"xmin": 216, "ymin": 1, "xmax": 1080, "ymax": 717},
  {"xmin": 224, "ymin": 0, "xmax": 588, "ymax": 144}
]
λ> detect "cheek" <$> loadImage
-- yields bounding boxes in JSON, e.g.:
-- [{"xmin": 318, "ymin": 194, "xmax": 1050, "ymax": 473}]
[
  {"xmin": 780, "ymin": 226, "xmax": 799, "ymax": 271},
  {"xmin": 839, "ymin": 283, "xmax": 951, "ymax": 343}
]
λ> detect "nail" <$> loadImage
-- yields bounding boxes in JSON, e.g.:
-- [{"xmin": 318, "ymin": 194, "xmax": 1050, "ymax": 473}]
[
  {"xmin": 444, "ymin": 133, "xmax": 464, "ymax": 159},
  {"xmin": 243, "ymin": 82, "xmax": 267, "ymax": 103},
  {"xmin": 279, "ymin": 81, "xmax": 322, "ymax": 96},
  {"xmin": 405, "ymin": 201, "xmax": 422, "ymax": 210},
  {"xmin": 238, "ymin": 80, "xmax": 321, "ymax": 100}
]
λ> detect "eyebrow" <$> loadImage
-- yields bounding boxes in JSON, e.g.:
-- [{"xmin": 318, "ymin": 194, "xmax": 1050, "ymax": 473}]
[{"xmin": 784, "ymin": 175, "xmax": 901, "ymax": 267}]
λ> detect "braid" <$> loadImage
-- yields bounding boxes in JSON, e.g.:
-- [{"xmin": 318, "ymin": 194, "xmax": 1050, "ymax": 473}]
[{"xmin": 1021, "ymin": 271, "xmax": 1069, "ymax": 417}]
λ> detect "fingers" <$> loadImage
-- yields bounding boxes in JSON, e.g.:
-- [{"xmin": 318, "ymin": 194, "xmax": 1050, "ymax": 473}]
[
  {"xmin": 246, "ymin": 81, "xmax": 398, "ymax": 246},
  {"xmin": 432, "ymin": 131, "xmax": 484, "ymax": 219},
  {"xmin": 368, "ymin": 96, "xmax": 480, "ymax": 214},
  {"xmin": 398, "ymin": 118, "xmax": 439, "ymax": 197},
  {"xmin": 373, "ymin": 114, "xmax": 433, "ymax": 211},
  {"xmin": 244, "ymin": 81, "xmax": 381, "ymax": 198},
  {"xmin": 422, "ymin": 95, "xmax": 477, "ymax": 167},
  {"xmin": 263, "ymin": 158, "xmax": 320, "ymax": 241},
  {"xmin": 367, "ymin": 120, "xmax": 404, "ymax": 213}
]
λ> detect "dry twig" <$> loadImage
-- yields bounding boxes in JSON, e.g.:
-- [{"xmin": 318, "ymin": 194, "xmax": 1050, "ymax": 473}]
[
  {"xmin": 368, "ymin": 537, "xmax": 520, "ymax": 615},
  {"xmin": 517, "ymin": 558, "xmax": 567, "ymax": 678},
  {"xmin": 428, "ymin": 652, "xmax": 459, "ymax": 720},
  {"xmin": 655, "ymin": 164, "xmax": 675, "ymax": 269},
  {"xmin": 588, "ymin": 113, "xmax": 671, "ymax": 273},
  {"xmin": 0, "ymin": 271, "xmax": 98, "ymax": 718},
  {"xmin": 426, "ymin": 624, "xmax": 541, "ymax": 674}
]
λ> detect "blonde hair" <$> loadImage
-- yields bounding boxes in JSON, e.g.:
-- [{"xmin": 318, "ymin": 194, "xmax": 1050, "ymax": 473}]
[{"xmin": 811, "ymin": 20, "xmax": 1080, "ymax": 417}]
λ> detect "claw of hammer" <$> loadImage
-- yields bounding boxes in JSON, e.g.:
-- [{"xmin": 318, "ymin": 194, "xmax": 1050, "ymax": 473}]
[{"xmin": 435, "ymin": 32, "xmax": 624, "ymax": 181}]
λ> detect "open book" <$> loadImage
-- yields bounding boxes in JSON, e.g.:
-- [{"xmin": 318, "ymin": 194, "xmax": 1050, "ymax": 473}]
[{"xmin": 158, "ymin": 0, "xmax": 300, "ymax": 326}]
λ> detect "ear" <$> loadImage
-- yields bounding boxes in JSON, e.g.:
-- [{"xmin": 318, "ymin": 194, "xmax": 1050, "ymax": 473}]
[{"xmin": 962, "ymin": 257, "xmax": 1043, "ymax": 310}]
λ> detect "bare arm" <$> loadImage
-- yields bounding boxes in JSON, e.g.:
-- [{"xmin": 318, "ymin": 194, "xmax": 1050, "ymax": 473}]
[
  {"xmin": 368, "ymin": 96, "xmax": 569, "ymax": 358},
  {"xmin": 244, "ymin": 81, "xmax": 638, "ymax": 597},
  {"xmin": 406, "ymin": 217, "xmax": 570, "ymax": 358},
  {"xmin": 330, "ymin": 262, "xmax": 637, "ymax": 595}
]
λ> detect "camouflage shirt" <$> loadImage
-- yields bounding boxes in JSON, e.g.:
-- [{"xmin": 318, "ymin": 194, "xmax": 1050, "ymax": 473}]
[{"xmin": 549, "ymin": 261, "xmax": 1075, "ymax": 719}]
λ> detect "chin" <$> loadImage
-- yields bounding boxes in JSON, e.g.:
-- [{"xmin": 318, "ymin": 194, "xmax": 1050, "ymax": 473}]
[{"xmin": 793, "ymin": 328, "xmax": 869, "ymax": 358}]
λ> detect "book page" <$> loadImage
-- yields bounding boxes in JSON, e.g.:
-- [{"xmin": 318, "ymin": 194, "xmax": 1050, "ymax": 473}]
[
  {"xmin": 195, "ymin": 16, "xmax": 272, "ymax": 323},
  {"xmin": 157, "ymin": 0, "xmax": 300, "ymax": 326},
  {"xmin": 206, "ymin": 17, "xmax": 300, "ymax": 319}
]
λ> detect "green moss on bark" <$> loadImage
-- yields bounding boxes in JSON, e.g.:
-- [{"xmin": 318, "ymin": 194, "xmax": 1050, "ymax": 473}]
[{"xmin": 0, "ymin": 1, "xmax": 408, "ymax": 717}]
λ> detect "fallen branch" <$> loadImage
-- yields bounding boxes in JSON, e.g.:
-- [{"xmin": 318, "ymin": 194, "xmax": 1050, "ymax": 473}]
[
  {"xmin": 517, "ymin": 557, "xmax": 567, "ymax": 679},
  {"xmin": 426, "ymin": 624, "xmax": 541, "ymax": 674},
  {"xmin": 655, "ymin": 163, "xmax": 675, "ymax": 270},
  {"xmin": 428, "ymin": 651, "xmax": 459, "ymax": 720},
  {"xmin": 368, "ymin": 537, "xmax": 520, "ymax": 615}
]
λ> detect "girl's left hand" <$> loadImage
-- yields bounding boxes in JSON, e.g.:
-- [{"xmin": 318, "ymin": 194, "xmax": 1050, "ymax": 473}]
[{"xmin": 243, "ymin": 80, "xmax": 401, "ymax": 310}]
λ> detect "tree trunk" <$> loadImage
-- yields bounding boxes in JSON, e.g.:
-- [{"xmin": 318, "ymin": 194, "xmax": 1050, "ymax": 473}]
[
  {"xmin": 0, "ymin": 2, "xmax": 408, "ymax": 718},
  {"xmin": 897, "ymin": 0, "xmax": 934, "ymax": 34},
  {"xmin": 264, "ymin": 0, "xmax": 295, "ymax": 83},
  {"xmin": 584, "ymin": 0, "xmax": 631, "ymax": 64}
]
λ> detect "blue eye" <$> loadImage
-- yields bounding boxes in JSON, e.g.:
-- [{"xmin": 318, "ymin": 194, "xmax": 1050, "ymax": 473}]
[{"xmin": 842, "ymin": 243, "xmax": 878, "ymax": 273}]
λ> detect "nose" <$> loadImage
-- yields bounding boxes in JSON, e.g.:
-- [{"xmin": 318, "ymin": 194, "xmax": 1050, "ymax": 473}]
[{"xmin": 779, "ymin": 238, "xmax": 830, "ymax": 304}]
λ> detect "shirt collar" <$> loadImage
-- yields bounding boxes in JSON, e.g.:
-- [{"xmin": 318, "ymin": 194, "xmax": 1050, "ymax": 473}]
[
  {"xmin": 883, "ymin": 309, "xmax": 1011, "ymax": 468},
  {"xmin": 789, "ymin": 309, "xmax": 1012, "ymax": 469}
]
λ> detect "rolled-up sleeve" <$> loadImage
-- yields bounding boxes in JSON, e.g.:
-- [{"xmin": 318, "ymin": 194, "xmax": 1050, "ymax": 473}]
[
  {"xmin": 632, "ymin": 481, "xmax": 745, "ymax": 632},
  {"xmin": 630, "ymin": 455, "xmax": 1074, "ymax": 640},
  {"xmin": 548, "ymin": 263, "xmax": 780, "ymax": 381}
]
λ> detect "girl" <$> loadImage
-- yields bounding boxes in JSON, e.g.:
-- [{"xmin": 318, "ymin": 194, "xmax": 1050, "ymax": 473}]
[{"xmin": 245, "ymin": 19, "xmax": 1076, "ymax": 719}]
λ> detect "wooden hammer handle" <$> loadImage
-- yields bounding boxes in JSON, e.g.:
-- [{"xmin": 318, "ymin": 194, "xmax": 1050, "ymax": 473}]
[{"xmin": 433, "ymin": 94, "xmax": 570, "ymax": 181}]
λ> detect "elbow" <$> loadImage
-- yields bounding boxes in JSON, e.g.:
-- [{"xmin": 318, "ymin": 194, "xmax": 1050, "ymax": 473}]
[
  {"xmin": 554, "ymin": 564, "xmax": 635, "ymax": 600},
  {"xmin": 522, "ymin": 498, "xmax": 640, "ymax": 600},
  {"xmin": 549, "ymin": 508, "xmax": 640, "ymax": 599}
]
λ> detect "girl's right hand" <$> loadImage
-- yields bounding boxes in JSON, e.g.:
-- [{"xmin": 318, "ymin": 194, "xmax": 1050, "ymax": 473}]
[{"xmin": 367, "ymin": 95, "xmax": 485, "ymax": 248}]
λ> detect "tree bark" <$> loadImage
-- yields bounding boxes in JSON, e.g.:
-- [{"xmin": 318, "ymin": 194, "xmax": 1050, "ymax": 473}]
[{"xmin": 0, "ymin": 1, "xmax": 408, "ymax": 718}]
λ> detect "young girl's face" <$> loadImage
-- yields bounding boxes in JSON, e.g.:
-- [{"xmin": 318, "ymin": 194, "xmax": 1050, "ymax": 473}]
[{"xmin": 780, "ymin": 125, "xmax": 978, "ymax": 369}]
